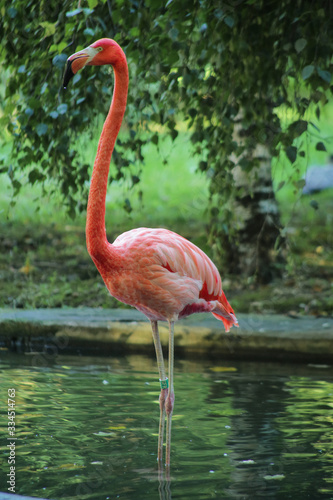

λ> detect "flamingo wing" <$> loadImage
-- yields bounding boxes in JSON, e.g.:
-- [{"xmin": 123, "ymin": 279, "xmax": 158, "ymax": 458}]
[{"xmin": 154, "ymin": 230, "xmax": 238, "ymax": 331}]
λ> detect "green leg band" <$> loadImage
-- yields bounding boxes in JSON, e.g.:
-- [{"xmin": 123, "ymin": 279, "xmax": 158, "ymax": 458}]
[{"xmin": 160, "ymin": 378, "xmax": 168, "ymax": 390}]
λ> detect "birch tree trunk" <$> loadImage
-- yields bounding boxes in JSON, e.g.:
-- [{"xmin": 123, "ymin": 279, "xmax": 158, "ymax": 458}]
[
  {"xmin": 230, "ymin": 148, "xmax": 283, "ymax": 282},
  {"xmin": 213, "ymin": 117, "xmax": 285, "ymax": 284}
]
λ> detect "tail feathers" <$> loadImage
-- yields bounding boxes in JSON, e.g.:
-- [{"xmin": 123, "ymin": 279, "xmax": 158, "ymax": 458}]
[
  {"xmin": 212, "ymin": 290, "xmax": 238, "ymax": 333},
  {"xmin": 212, "ymin": 311, "xmax": 238, "ymax": 332}
]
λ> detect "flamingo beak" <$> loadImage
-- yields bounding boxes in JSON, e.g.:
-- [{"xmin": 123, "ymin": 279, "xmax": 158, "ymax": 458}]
[{"xmin": 63, "ymin": 45, "xmax": 99, "ymax": 88}]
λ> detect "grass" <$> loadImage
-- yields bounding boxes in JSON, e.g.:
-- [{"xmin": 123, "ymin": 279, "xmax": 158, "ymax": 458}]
[{"xmin": 0, "ymin": 101, "xmax": 332, "ymax": 315}]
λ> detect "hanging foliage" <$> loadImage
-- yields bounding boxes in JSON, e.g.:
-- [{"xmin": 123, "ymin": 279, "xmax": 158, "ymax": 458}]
[{"xmin": 1, "ymin": 0, "xmax": 332, "ymax": 275}]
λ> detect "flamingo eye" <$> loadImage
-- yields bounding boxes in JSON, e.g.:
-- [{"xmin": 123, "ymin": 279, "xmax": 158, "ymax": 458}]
[{"xmin": 96, "ymin": 46, "xmax": 103, "ymax": 52}]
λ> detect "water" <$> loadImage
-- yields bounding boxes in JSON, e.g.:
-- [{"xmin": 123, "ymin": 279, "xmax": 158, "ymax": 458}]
[{"xmin": 1, "ymin": 351, "xmax": 333, "ymax": 500}]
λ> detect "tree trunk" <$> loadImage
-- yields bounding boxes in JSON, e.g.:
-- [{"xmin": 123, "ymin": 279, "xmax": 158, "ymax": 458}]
[
  {"xmin": 229, "ymin": 145, "xmax": 284, "ymax": 283},
  {"xmin": 212, "ymin": 118, "xmax": 285, "ymax": 284}
]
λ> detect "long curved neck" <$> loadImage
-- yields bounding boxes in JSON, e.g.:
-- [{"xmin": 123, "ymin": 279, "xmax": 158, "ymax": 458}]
[{"xmin": 86, "ymin": 56, "xmax": 128, "ymax": 264}]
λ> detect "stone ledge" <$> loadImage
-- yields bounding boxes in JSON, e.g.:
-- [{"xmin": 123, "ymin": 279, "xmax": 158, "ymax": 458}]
[{"xmin": 0, "ymin": 308, "xmax": 332, "ymax": 362}]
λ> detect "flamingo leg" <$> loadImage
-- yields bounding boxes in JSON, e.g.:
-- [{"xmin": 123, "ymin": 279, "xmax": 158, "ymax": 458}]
[
  {"xmin": 151, "ymin": 320, "xmax": 168, "ymax": 463},
  {"xmin": 165, "ymin": 320, "xmax": 175, "ymax": 468}
]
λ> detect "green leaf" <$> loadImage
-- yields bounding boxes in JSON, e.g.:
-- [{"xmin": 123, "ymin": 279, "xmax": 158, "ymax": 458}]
[
  {"xmin": 168, "ymin": 27, "xmax": 179, "ymax": 41},
  {"xmin": 302, "ymin": 65, "xmax": 314, "ymax": 80},
  {"xmin": 40, "ymin": 21, "xmax": 56, "ymax": 38},
  {"xmin": 8, "ymin": 7, "xmax": 17, "ymax": 18},
  {"xmin": 73, "ymin": 74, "xmax": 82, "ymax": 85},
  {"xmin": 66, "ymin": 8, "xmax": 82, "ymax": 17},
  {"xmin": 52, "ymin": 54, "xmax": 68, "ymax": 69},
  {"xmin": 131, "ymin": 175, "xmax": 140, "ymax": 185},
  {"xmin": 285, "ymin": 146, "xmax": 297, "ymax": 164},
  {"xmin": 12, "ymin": 179, "xmax": 22, "ymax": 196},
  {"xmin": 295, "ymin": 38, "xmax": 307, "ymax": 53},
  {"xmin": 57, "ymin": 103, "xmax": 68, "ymax": 115},
  {"xmin": 84, "ymin": 28, "xmax": 95, "ymax": 37},
  {"xmin": 224, "ymin": 16, "xmax": 235, "ymax": 28},
  {"xmin": 310, "ymin": 200, "xmax": 319, "ymax": 210},
  {"xmin": 288, "ymin": 120, "xmax": 308, "ymax": 138},
  {"xmin": 28, "ymin": 169, "xmax": 45, "ymax": 185},
  {"xmin": 317, "ymin": 68, "xmax": 331, "ymax": 83},
  {"xmin": 25, "ymin": 108, "xmax": 34, "ymax": 117},
  {"xmin": 316, "ymin": 141, "xmax": 327, "ymax": 152},
  {"xmin": 82, "ymin": 8, "xmax": 94, "ymax": 16},
  {"xmin": 123, "ymin": 198, "xmax": 132, "ymax": 213},
  {"xmin": 170, "ymin": 129, "xmax": 178, "ymax": 141},
  {"xmin": 238, "ymin": 157, "xmax": 251, "ymax": 171},
  {"xmin": 151, "ymin": 134, "xmax": 159, "ymax": 145},
  {"xmin": 41, "ymin": 82, "xmax": 48, "ymax": 94},
  {"xmin": 130, "ymin": 27, "xmax": 140, "ymax": 38},
  {"xmin": 36, "ymin": 124, "xmax": 48, "ymax": 136}
]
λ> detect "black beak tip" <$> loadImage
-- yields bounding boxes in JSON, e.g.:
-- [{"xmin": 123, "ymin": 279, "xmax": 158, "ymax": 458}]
[{"xmin": 63, "ymin": 60, "xmax": 74, "ymax": 89}]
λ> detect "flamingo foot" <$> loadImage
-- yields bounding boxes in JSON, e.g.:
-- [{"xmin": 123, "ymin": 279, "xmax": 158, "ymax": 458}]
[
  {"xmin": 165, "ymin": 390, "xmax": 174, "ymax": 416},
  {"xmin": 159, "ymin": 387, "xmax": 168, "ymax": 409},
  {"xmin": 157, "ymin": 387, "xmax": 168, "ymax": 462},
  {"xmin": 165, "ymin": 389, "xmax": 174, "ymax": 467}
]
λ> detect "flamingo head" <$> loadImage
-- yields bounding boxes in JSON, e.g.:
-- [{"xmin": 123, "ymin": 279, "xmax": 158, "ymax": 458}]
[{"xmin": 63, "ymin": 38, "xmax": 125, "ymax": 88}]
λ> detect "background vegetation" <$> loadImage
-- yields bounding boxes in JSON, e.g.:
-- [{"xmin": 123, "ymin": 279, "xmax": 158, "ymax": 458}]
[{"xmin": 0, "ymin": 0, "xmax": 332, "ymax": 314}]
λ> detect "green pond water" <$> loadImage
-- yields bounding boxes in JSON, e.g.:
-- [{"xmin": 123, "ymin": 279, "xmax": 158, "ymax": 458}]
[{"xmin": 0, "ymin": 350, "xmax": 333, "ymax": 500}]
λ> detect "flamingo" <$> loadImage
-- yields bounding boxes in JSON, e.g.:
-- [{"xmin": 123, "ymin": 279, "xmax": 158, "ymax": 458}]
[{"xmin": 63, "ymin": 38, "xmax": 238, "ymax": 468}]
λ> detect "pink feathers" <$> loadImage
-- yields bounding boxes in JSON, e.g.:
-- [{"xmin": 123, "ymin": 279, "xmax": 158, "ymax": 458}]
[{"xmin": 97, "ymin": 228, "xmax": 238, "ymax": 331}]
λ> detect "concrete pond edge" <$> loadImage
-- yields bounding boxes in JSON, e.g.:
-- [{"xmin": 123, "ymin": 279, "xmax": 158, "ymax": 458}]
[{"xmin": 0, "ymin": 307, "xmax": 332, "ymax": 363}]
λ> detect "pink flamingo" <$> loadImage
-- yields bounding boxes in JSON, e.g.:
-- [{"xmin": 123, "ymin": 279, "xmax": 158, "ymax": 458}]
[{"xmin": 63, "ymin": 38, "xmax": 238, "ymax": 468}]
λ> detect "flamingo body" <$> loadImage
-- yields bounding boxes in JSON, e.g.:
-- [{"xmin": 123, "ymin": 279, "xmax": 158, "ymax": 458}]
[{"xmin": 90, "ymin": 227, "xmax": 237, "ymax": 330}]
